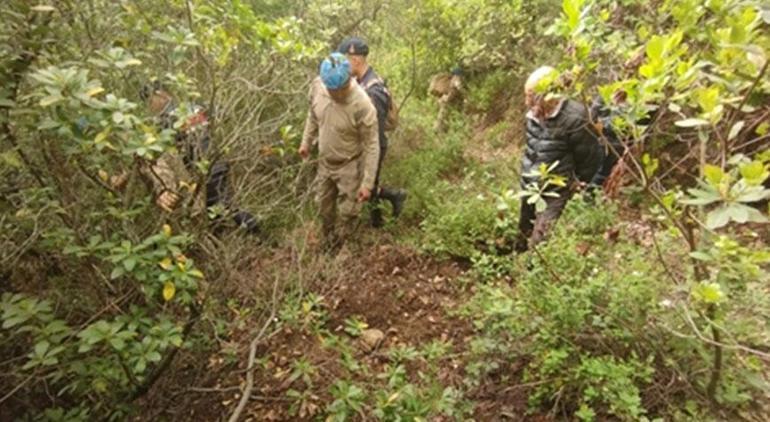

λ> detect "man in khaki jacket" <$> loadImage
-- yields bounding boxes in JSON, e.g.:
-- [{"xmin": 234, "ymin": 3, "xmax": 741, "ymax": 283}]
[{"xmin": 299, "ymin": 53, "xmax": 380, "ymax": 252}]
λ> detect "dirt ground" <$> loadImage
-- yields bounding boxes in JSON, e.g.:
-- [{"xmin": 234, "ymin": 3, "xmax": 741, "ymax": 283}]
[{"xmin": 135, "ymin": 240, "xmax": 540, "ymax": 421}]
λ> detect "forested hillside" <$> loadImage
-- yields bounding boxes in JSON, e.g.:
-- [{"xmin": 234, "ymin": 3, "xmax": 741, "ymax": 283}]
[{"xmin": 1, "ymin": 1, "xmax": 769, "ymax": 421}]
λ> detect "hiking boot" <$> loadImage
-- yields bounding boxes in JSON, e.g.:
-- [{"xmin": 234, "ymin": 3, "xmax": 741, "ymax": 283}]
[
  {"xmin": 381, "ymin": 188, "xmax": 407, "ymax": 218},
  {"xmin": 233, "ymin": 211, "xmax": 260, "ymax": 235},
  {"xmin": 370, "ymin": 206, "xmax": 384, "ymax": 228}
]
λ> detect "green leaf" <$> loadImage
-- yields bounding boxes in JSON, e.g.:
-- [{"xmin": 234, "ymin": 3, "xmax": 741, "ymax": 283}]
[
  {"xmin": 123, "ymin": 257, "xmax": 137, "ymax": 272},
  {"xmin": 1, "ymin": 151, "xmax": 22, "ymax": 168},
  {"xmin": 34, "ymin": 340, "xmax": 50, "ymax": 356},
  {"xmin": 735, "ymin": 186, "xmax": 770, "ymax": 202},
  {"xmin": 110, "ymin": 266, "xmax": 125, "ymax": 280},
  {"xmin": 756, "ymin": 122, "xmax": 769, "ymax": 136},
  {"xmin": 39, "ymin": 95, "xmax": 63, "ymax": 107},
  {"xmin": 646, "ymin": 36, "xmax": 665, "ymax": 61},
  {"xmin": 147, "ymin": 351, "xmax": 162, "ymax": 362},
  {"xmin": 681, "ymin": 186, "xmax": 722, "ymax": 205},
  {"xmin": 3, "ymin": 315, "xmax": 28, "ymax": 329},
  {"xmin": 689, "ymin": 251, "xmax": 713, "ymax": 261},
  {"xmin": 728, "ymin": 121, "xmax": 745, "ymax": 141},
  {"xmin": 703, "ymin": 164, "xmax": 725, "ymax": 186},
  {"xmin": 109, "ymin": 337, "xmax": 125, "ymax": 351},
  {"xmin": 739, "ymin": 161, "xmax": 768, "ymax": 184},
  {"xmin": 695, "ymin": 86, "xmax": 720, "ymax": 114},
  {"xmin": 706, "ymin": 205, "xmax": 732, "ymax": 229},
  {"xmin": 692, "ymin": 282, "xmax": 724, "ymax": 304}
]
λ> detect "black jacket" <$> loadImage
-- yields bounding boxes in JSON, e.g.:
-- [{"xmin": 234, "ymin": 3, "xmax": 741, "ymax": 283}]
[
  {"xmin": 359, "ymin": 67, "xmax": 391, "ymax": 150},
  {"xmin": 520, "ymin": 99, "xmax": 609, "ymax": 189}
]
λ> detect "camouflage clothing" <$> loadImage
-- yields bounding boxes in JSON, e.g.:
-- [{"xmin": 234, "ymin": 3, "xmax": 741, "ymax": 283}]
[
  {"xmin": 429, "ymin": 72, "xmax": 463, "ymax": 133},
  {"xmin": 144, "ymin": 101, "xmax": 258, "ymax": 232}
]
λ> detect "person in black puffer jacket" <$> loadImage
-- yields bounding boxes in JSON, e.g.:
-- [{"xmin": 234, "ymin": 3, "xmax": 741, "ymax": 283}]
[{"xmin": 515, "ymin": 66, "xmax": 620, "ymax": 253}]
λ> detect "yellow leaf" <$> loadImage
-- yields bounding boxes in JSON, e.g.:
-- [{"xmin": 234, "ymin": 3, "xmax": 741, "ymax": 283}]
[
  {"xmin": 189, "ymin": 269, "xmax": 204, "ymax": 278},
  {"xmin": 98, "ymin": 169, "xmax": 109, "ymax": 182},
  {"xmin": 31, "ymin": 5, "xmax": 56, "ymax": 12},
  {"xmin": 123, "ymin": 59, "xmax": 142, "ymax": 67},
  {"xmin": 144, "ymin": 134, "xmax": 157, "ymax": 145},
  {"xmin": 162, "ymin": 224, "xmax": 172, "ymax": 237},
  {"xmin": 95, "ymin": 130, "xmax": 109, "ymax": 144},
  {"xmin": 387, "ymin": 392, "xmax": 400, "ymax": 404},
  {"xmin": 39, "ymin": 96, "xmax": 62, "ymax": 107},
  {"xmin": 162, "ymin": 281, "xmax": 175, "ymax": 301},
  {"xmin": 177, "ymin": 262, "xmax": 187, "ymax": 272},
  {"xmin": 86, "ymin": 87, "xmax": 105, "ymax": 97},
  {"xmin": 159, "ymin": 257, "xmax": 173, "ymax": 270},
  {"xmin": 179, "ymin": 181, "xmax": 197, "ymax": 193}
]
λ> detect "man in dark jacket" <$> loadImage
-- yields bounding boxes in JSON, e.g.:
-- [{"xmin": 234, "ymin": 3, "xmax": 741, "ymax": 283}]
[
  {"xmin": 515, "ymin": 66, "xmax": 621, "ymax": 252},
  {"xmin": 338, "ymin": 37, "xmax": 407, "ymax": 228}
]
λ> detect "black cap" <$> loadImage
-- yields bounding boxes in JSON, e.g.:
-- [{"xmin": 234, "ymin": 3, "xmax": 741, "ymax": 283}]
[{"xmin": 337, "ymin": 37, "xmax": 369, "ymax": 56}]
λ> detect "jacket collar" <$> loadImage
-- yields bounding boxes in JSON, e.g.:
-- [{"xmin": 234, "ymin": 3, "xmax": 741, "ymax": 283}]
[
  {"xmin": 526, "ymin": 98, "xmax": 567, "ymax": 123},
  {"xmin": 358, "ymin": 66, "xmax": 378, "ymax": 86}
]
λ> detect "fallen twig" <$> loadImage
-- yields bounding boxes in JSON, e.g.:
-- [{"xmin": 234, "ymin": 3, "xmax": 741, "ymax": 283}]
[{"xmin": 227, "ymin": 272, "xmax": 282, "ymax": 422}]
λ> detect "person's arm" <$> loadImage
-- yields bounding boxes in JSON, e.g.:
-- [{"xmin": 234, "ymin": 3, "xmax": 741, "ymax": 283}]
[
  {"xmin": 366, "ymin": 85, "xmax": 389, "ymax": 146},
  {"xmin": 590, "ymin": 120, "xmax": 623, "ymax": 187},
  {"xmin": 358, "ymin": 103, "xmax": 380, "ymax": 193},
  {"xmin": 525, "ymin": 121, "xmax": 574, "ymax": 189},
  {"xmin": 140, "ymin": 153, "xmax": 182, "ymax": 212}
]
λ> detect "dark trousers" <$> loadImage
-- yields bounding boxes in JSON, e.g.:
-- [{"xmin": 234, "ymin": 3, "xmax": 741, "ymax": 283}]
[
  {"xmin": 206, "ymin": 163, "xmax": 258, "ymax": 232},
  {"xmin": 515, "ymin": 189, "xmax": 572, "ymax": 252}
]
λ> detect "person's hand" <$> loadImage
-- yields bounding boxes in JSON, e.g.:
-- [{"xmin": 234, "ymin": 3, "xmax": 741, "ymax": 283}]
[
  {"xmin": 357, "ymin": 187, "xmax": 371, "ymax": 203},
  {"xmin": 298, "ymin": 144, "xmax": 310, "ymax": 161},
  {"xmin": 156, "ymin": 191, "xmax": 180, "ymax": 212}
]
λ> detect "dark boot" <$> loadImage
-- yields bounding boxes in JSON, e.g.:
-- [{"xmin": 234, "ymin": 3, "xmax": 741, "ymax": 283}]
[
  {"xmin": 380, "ymin": 188, "xmax": 407, "ymax": 218},
  {"xmin": 233, "ymin": 211, "xmax": 260, "ymax": 235},
  {"xmin": 370, "ymin": 206, "xmax": 384, "ymax": 228}
]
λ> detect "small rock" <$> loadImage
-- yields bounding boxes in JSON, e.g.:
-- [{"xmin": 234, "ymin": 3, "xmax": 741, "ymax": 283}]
[{"xmin": 359, "ymin": 329, "xmax": 385, "ymax": 352}]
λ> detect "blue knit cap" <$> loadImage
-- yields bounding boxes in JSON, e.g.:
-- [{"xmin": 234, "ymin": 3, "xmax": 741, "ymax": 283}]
[{"xmin": 319, "ymin": 53, "xmax": 351, "ymax": 90}]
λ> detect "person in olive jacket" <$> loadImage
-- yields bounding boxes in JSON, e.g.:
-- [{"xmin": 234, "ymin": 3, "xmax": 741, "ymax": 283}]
[{"xmin": 515, "ymin": 66, "xmax": 621, "ymax": 253}]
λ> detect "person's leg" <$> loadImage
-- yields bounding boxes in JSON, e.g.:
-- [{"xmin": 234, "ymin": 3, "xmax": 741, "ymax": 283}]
[
  {"xmin": 205, "ymin": 163, "xmax": 229, "ymax": 208},
  {"xmin": 435, "ymin": 97, "xmax": 449, "ymax": 133},
  {"xmin": 515, "ymin": 200, "xmax": 536, "ymax": 253},
  {"xmin": 369, "ymin": 145, "xmax": 387, "ymax": 228},
  {"xmin": 206, "ymin": 163, "xmax": 259, "ymax": 233},
  {"xmin": 336, "ymin": 162, "xmax": 364, "ymax": 247},
  {"xmin": 530, "ymin": 190, "xmax": 571, "ymax": 248},
  {"xmin": 373, "ymin": 145, "xmax": 408, "ymax": 219},
  {"xmin": 314, "ymin": 169, "xmax": 339, "ymax": 252}
]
